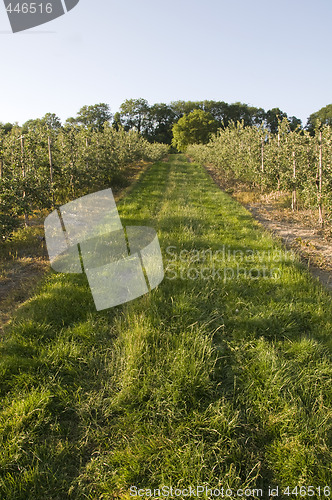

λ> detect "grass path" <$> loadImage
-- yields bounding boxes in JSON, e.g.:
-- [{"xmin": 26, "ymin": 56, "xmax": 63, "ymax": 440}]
[{"xmin": 0, "ymin": 155, "xmax": 331, "ymax": 499}]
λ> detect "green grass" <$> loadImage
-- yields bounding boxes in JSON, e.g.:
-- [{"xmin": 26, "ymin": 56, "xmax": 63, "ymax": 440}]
[{"xmin": 0, "ymin": 155, "xmax": 332, "ymax": 499}]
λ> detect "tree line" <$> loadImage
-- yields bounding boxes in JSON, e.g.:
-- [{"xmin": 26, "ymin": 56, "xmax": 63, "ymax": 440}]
[
  {"xmin": 114, "ymin": 99, "xmax": 303, "ymax": 144},
  {"xmin": 1, "ymin": 99, "xmax": 302, "ymax": 146},
  {"xmin": 2, "ymin": 99, "xmax": 329, "ymax": 147}
]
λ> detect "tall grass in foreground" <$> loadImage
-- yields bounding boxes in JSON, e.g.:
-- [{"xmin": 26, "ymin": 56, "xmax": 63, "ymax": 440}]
[{"xmin": 0, "ymin": 155, "xmax": 331, "ymax": 499}]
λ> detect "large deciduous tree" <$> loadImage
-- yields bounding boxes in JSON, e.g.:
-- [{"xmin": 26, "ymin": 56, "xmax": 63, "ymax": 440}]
[
  {"xmin": 0, "ymin": 122, "xmax": 13, "ymax": 135},
  {"xmin": 171, "ymin": 109, "xmax": 218, "ymax": 151},
  {"xmin": 22, "ymin": 113, "xmax": 62, "ymax": 133},
  {"xmin": 119, "ymin": 98, "xmax": 149, "ymax": 136},
  {"xmin": 147, "ymin": 103, "xmax": 176, "ymax": 144},
  {"xmin": 265, "ymin": 108, "xmax": 288, "ymax": 134},
  {"xmin": 68, "ymin": 103, "xmax": 112, "ymax": 132},
  {"xmin": 306, "ymin": 104, "xmax": 332, "ymax": 134}
]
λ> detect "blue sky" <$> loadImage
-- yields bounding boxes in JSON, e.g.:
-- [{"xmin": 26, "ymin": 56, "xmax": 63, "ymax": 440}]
[{"xmin": 0, "ymin": 0, "xmax": 331, "ymax": 126}]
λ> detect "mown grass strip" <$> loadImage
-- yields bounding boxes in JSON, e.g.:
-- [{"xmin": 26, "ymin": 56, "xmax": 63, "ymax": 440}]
[{"xmin": 0, "ymin": 155, "xmax": 331, "ymax": 499}]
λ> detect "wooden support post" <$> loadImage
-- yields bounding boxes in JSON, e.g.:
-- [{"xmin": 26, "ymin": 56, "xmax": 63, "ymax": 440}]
[
  {"xmin": 291, "ymin": 150, "xmax": 297, "ymax": 211},
  {"xmin": 48, "ymin": 135, "xmax": 55, "ymax": 209},
  {"xmin": 20, "ymin": 134, "xmax": 28, "ymax": 227},
  {"xmin": 261, "ymin": 138, "xmax": 264, "ymax": 173},
  {"xmin": 317, "ymin": 130, "xmax": 323, "ymax": 226}
]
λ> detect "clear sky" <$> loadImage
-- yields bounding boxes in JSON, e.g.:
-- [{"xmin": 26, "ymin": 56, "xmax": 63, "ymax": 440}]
[{"xmin": 0, "ymin": 0, "xmax": 331, "ymax": 127}]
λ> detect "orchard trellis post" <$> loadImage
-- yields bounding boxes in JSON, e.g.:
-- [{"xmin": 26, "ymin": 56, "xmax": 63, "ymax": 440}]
[
  {"xmin": 317, "ymin": 130, "xmax": 323, "ymax": 226},
  {"xmin": 47, "ymin": 134, "xmax": 55, "ymax": 209},
  {"xmin": 18, "ymin": 134, "xmax": 29, "ymax": 227},
  {"xmin": 291, "ymin": 150, "xmax": 297, "ymax": 211},
  {"xmin": 0, "ymin": 132, "xmax": 3, "ymax": 180},
  {"xmin": 276, "ymin": 131, "xmax": 281, "ymax": 191}
]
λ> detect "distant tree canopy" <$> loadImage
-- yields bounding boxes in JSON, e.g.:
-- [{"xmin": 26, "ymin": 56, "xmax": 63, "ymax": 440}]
[
  {"xmin": 171, "ymin": 110, "xmax": 218, "ymax": 151},
  {"xmin": 147, "ymin": 103, "xmax": 176, "ymax": 144},
  {"xmin": 118, "ymin": 99, "xmax": 303, "ymax": 144},
  {"xmin": 67, "ymin": 103, "xmax": 112, "ymax": 132},
  {"xmin": 112, "ymin": 112, "xmax": 122, "ymax": 131},
  {"xmin": 306, "ymin": 104, "xmax": 332, "ymax": 133},
  {"xmin": 22, "ymin": 113, "xmax": 62, "ymax": 133},
  {"xmin": 120, "ymin": 98, "xmax": 149, "ymax": 135},
  {"xmin": 0, "ymin": 122, "xmax": 13, "ymax": 134},
  {"xmin": 6, "ymin": 99, "xmax": 330, "ymax": 148}
]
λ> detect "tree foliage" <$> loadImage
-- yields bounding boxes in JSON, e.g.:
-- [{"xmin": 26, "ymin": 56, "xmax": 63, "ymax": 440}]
[
  {"xmin": 0, "ymin": 108, "xmax": 168, "ymax": 240},
  {"xmin": 307, "ymin": 104, "xmax": 332, "ymax": 133},
  {"xmin": 187, "ymin": 118, "xmax": 332, "ymax": 226},
  {"xmin": 171, "ymin": 110, "xmax": 218, "ymax": 151},
  {"xmin": 119, "ymin": 99, "xmax": 149, "ymax": 135},
  {"xmin": 117, "ymin": 99, "xmax": 302, "ymax": 144},
  {"xmin": 68, "ymin": 103, "xmax": 112, "ymax": 132}
]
